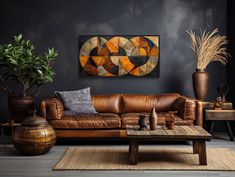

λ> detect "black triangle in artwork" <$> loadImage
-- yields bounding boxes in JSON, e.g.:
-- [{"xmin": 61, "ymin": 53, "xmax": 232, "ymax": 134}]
[
  {"xmin": 90, "ymin": 48, "xmax": 98, "ymax": 56},
  {"xmin": 98, "ymin": 38, "xmax": 106, "ymax": 49}
]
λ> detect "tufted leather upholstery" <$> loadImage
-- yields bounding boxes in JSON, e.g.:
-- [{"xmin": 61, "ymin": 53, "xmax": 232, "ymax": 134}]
[
  {"xmin": 121, "ymin": 112, "xmax": 194, "ymax": 128},
  {"xmin": 49, "ymin": 113, "xmax": 121, "ymax": 129},
  {"xmin": 40, "ymin": 93, "xmax": 202, "ymax": 130}
]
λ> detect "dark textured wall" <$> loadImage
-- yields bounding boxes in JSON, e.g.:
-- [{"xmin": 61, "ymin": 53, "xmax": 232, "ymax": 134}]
[
  {"xmin": 0, "ymin": 0, "xmax": 228, "ymax": 119},
  {"xmin": 228, "ymin": 0, "xmax": 235, "ymax": 106}
]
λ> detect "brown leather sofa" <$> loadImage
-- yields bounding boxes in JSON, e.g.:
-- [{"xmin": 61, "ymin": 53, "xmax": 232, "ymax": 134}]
[{"xmin": 40, "ymin": 93, "xmax": 203, "ymax": 138}]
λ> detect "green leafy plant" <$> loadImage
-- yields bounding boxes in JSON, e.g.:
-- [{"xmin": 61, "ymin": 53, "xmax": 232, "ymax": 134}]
[{"xmin": 0, "ymin": 34, "xmax": 58, "ymax": 97}]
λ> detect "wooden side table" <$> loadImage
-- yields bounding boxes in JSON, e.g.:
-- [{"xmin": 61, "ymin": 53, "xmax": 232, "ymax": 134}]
[
  {"xmin": 0, "ymin": 120, "xmax": 21, "ymax": 147},
  {"xmin": 205, "ymin": 110, "xmax": 235, "ymax": 141}
]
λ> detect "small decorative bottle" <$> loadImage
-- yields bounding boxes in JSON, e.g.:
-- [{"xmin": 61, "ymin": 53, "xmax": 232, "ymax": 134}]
[{"xmin": 149, "ymin": 107, "xmax": 158, "ymax": 130}]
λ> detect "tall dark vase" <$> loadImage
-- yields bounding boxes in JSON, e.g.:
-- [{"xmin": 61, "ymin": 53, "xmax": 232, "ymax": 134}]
[
  {"xmin": 192, "ymin": 69, "xmax": 209, "ymax": 101},
  {"xmin": 8, "ymin": 96, "xmax": 35, "ymax": 122}
]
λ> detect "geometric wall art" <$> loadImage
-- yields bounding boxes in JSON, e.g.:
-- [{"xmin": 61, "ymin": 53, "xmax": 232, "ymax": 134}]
[{"xmin": 78, "ymin": 35, "xmax": 160, "ymax": 77}]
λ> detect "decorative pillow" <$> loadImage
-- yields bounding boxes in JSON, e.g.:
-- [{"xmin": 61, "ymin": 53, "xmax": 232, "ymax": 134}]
[
  {"xmin": 172, "ymin": 96, "xmax": 196, "ymax": 120},
  {"xmin": 46, "ymin": 98, "xmax": 64, "ymax": 120},
  {"xmin": 55, "ymin": 87, "xmax": 97, "ymax": 115}
]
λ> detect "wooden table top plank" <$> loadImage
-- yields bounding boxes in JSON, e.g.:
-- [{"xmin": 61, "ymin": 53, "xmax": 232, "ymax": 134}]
[
  {"xmin": 191, "ymin": 126, "xmax": 211, "ymax": 138},
  {"xmin": 127, "ymin": 126, "xmax": 211, "ymax": 140},
  {"xmin": 148, "ymin": 126, "xmax": 167, "ymax": 136}
]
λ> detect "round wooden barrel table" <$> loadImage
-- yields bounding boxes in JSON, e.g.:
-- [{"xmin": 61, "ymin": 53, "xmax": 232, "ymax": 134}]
[{"xmin": 13, "ymin": 114, "xmax": 56, "ymax": 155}]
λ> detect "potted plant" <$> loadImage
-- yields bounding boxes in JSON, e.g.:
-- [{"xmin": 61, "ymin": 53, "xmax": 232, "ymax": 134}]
[
  {"xmin": 187, "ymin": 29, "xmax": 230, "ymax": 101},
  {"xmin": 0, "ymin": 34, "xmax": 58, "ymax": 121}
]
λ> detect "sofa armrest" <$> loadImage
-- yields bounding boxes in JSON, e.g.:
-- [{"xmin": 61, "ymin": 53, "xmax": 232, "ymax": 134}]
[
  {"xmin": 195, "ymin": 100, "xmax": 203, "ymax": 127},
  {"xmin": 40, "ymin": 97, "xmax": 64, "ymax": 120},
  {"xmin": 173, "ymin": 96, "xmax": 203, "ymax": 126}
]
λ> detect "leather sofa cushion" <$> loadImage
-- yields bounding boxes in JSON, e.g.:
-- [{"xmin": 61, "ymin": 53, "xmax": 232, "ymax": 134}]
[
  {"xmin": 173, "ymin": 96, "xmax": 196, "ymax": 120},
  {"xmin": 121, "ymin": 112, "xmax": 193, "ymax": 128},
  {"xmin": 121, "ymin": 93, "xmax": 180, "ymax": 113},
  {"xmin": 49, "ymin": 113, "xmax": 121, "ymax": 129},
  {"xmin": 46, "ymin": 98, "xmax": 64, "ymax": 120},
  {"xmin": 92, "ymin": 94, "xmax": 121, "ymax": 114}
]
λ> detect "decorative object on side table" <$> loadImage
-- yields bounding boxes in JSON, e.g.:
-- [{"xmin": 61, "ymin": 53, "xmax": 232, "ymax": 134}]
[
  {"xmin": 187, "ymin": 29, "xmax": 230, "ymax": 101},
  {"xmin": 13, "ymin": 110, "xmax": 56, "ymax": 155},
  {"xmin": 217, "ymin": 83, "xmax": 230, "ymax": 102},
  {"xmin": 0, "ymin": 34, "xmax": 58, "ymax": 122},
  {"xmin": 149, "ymin": 107, "xmax": 158, "ymax": 130},
  {"xmin": 138, "ymin": 114, "xmax": 148, "ymax": 131}
]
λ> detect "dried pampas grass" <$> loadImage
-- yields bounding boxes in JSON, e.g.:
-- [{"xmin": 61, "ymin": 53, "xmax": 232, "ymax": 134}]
[{"xmin": 187, "ymin": 29, "xmax": 230, "ymax": 69}]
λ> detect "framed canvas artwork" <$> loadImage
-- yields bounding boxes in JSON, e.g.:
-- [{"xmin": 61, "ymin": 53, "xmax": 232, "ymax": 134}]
[{"xmin": 78, "ymin": 35, "xmax": 160, "ymax": 77}]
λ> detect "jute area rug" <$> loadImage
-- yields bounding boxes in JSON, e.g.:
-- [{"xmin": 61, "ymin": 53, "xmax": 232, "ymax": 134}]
[{"xmin": 54, "ymin": 146, "xmax": 235, "ymax": 171}]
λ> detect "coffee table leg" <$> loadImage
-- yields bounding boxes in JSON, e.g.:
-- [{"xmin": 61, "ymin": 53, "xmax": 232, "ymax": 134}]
[
  {"xmin": 193, "ymin": 140, "xmax": 199, "ymax": 154},
  {"xmin": 197, "ymin": 140, "xmax": 207, "ymax": 165},
  {"xmin": 129, "ymin": 139, "xmax": 139, "ymax": 165}
]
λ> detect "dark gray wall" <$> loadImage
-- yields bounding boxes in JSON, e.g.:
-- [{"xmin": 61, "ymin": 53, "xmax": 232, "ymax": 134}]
[
  {"xmin": 228, "ymin": 0, "xmax": 235, "ymax": 106},
  {"xmin": 0, "ymin": 0, "xmax": 228, "ymax": 119}
]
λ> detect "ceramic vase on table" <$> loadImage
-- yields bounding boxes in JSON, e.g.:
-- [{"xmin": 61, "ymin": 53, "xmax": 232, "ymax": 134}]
[
  {"xmin": 149, "ymin": 107, "xmax": 158, "ymax": 130},
  {"xmin": 192, "ymin": 69, "xmax": 209, "ymax": 101}
]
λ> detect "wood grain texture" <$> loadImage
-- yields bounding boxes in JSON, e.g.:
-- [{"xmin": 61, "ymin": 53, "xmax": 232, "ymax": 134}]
[
  {"xmin": 127, "ymin": 126, "xmax": 211, "ymax": 140},
  {"xmin": 198, "ymin": 140, "xmax": 207, "ymax": 165},
  {"xmin": 129, "ymin": 140, "xmax": 139, "ymax": 165},
  {"xmin": 126, "ymin": 126, "xmax": 211, "ymax": 165},
  {"xmin": 205, "ymin": 110, "xmax": 235, "ymax": 121}
]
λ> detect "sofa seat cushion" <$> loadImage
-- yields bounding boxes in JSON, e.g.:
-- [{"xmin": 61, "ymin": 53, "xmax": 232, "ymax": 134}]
[
  {"xmin": 121, "ymin": 112, "xmax": 193, "ymax": 128},
  {"xmin": 49, "ymin": 113, "xmax": 121, "ymax": 129}
]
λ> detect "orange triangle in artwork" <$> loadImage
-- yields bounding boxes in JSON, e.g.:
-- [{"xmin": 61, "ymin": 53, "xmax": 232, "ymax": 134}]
[
  {"xmin": 80, "ymin": 56, "xmax": 90, "ymax": 67},
  {"xmin": 130, "ymin": 67, "xmax": 140, "ymax": 76},
  {"xmin": 106, "ymin": 37, "xmax": 119, "ymax": 53},
  {"xmin": 104, "ymin": 72, "xmax": 115, "ymax": 77},
  {"xmin": 91, "ymin": 56, "xmax": 103, "ymax": 66}
]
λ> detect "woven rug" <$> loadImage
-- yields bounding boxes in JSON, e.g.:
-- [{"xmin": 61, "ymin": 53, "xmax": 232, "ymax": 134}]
[{"xmin": 54, "ymin": 146, "xmax": 235, "ymax": 171}]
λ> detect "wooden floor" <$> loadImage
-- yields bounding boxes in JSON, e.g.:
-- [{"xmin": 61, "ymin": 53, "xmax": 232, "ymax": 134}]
[{"xmin": 0, "ymin": 133, "xmax": 235, "ymax": 177}]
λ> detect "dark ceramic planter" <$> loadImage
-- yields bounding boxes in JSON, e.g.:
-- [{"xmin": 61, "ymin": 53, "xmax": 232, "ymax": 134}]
[
  {"xmin": 8, "ymin": 96, "xmax": 35, "ymax": 122},
  {"xmin": 192, "ymin": 69, "xmax": 209, "ymax": 101}
]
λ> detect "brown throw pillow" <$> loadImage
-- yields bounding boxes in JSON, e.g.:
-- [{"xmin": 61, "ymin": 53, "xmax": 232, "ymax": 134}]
[
  {"xmin": 173, "ymin": 96, "xmax": 196, "ymax": 120},
  {"xmin": 46, "ymin": 98, "xmax": 64, "ymax": 120}
]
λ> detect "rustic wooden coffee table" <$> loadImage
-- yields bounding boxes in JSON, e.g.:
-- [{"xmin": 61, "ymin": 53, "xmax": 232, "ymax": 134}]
[{"xmin": 126, "ymin": 126, "xmax": 211, "ymax": 165}]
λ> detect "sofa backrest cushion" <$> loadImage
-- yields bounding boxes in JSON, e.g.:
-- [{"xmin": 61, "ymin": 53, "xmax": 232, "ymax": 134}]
[
  {"xmin": 92, "ymin": 94, "xmax": 121, "ymax": 114},
  {"xmin": 121, "ymin": 93, "xmax": 180, "ymax": 113}
]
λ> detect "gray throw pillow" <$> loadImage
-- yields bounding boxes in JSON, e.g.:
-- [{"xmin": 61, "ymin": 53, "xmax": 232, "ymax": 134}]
[{"xmin": 55, "ymin": 87, "xmax": 97, "ymax": 115}]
